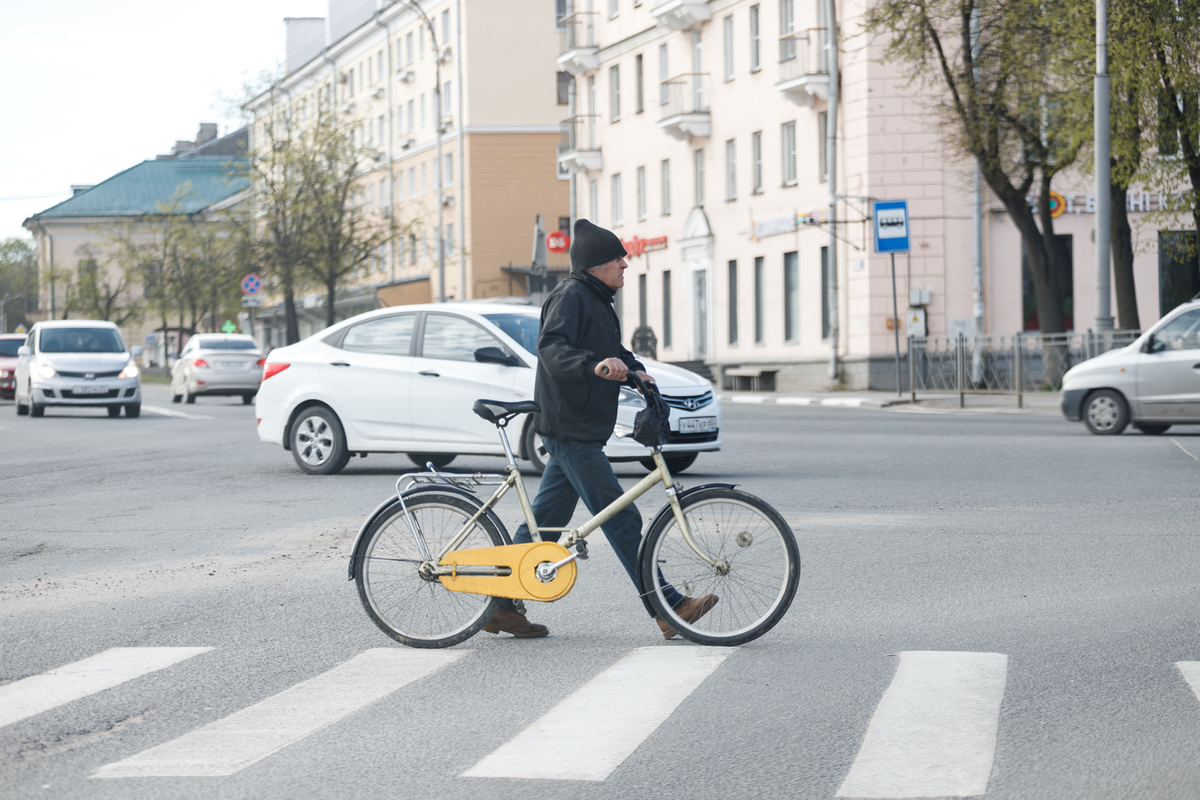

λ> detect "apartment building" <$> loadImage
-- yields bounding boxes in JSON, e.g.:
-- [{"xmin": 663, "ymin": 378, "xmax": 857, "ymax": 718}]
[
  {"xmin": 250, "ymin": 0, "xmax": 571, "ymax": 344},
  {"xmin": 561, "ymin": 0, "xmax": 1194, "ymax": 391}
]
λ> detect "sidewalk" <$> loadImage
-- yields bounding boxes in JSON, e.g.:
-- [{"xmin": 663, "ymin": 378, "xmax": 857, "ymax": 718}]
[{"xmin": 714, "ymin": 388, "xmax": 1063, "ymax": 415}]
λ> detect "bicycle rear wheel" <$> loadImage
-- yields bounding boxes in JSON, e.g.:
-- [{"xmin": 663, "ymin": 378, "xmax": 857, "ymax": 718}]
[
  {"xmin": 355, "ymin": 493, "xmax": 504, "ymax": 648},
  {"xmin": 640, "ymin": 487, "xmax": 799, "ymax": 646}
]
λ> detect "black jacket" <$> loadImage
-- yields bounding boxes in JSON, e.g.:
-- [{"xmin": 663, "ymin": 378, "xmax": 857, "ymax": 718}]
[{"xmin": 534, "ymin": 273, "xmax": 645, "ymax": 442}]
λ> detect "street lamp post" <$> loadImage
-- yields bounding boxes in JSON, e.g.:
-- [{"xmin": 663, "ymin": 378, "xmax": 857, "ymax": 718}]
[
  {"xmin": 0, "ymin": 293, "xmax": 21, "ymax": 334},
  {"xmin": 406, "ymin": 0, "xmax": 447, "ymax": 302},
  {"xmin": 1094, "ymin": 0, "xmax": 1114, "ymax": 330}
]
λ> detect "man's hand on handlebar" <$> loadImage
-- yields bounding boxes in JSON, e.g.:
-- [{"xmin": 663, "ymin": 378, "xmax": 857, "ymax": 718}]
[
  {"xmin": 595, "ymin": 358, "xmax": 629, "ymax": 381},
  {"xmin": 633, "ymin": 370, "xmax": 656, "ymax": 392}
]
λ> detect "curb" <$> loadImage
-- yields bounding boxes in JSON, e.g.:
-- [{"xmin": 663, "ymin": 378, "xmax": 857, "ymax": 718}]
[{"xmin": 718, "ymin": 394, "xmax": 911, "ymax": 409}]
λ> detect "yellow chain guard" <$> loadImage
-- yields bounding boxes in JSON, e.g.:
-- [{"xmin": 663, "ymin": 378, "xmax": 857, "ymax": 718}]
[{"xmin": 437, "ymin": 541, "xmax": 577, "ymax": 602}]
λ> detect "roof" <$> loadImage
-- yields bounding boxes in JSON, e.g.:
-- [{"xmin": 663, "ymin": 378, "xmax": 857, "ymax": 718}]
[{"xmin": 28, "ymin": 157, "xmax": 248, "ymax": 220}]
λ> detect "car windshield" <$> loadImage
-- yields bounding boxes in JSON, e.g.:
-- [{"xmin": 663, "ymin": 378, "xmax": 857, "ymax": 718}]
[
  {"xmin": 196, "ymin": 339, "xmax": 258, "ymax": 350},
  {"xmin": 39, "ymin": 327, "xmax": 124, "ymax": 353},
  {"xmin": 484, "ymin": 313, "xmax": 539, "ymax": 355},
  {"xmin": 0, "ymin": 339, "xmax": 24, "ymax": 357}
]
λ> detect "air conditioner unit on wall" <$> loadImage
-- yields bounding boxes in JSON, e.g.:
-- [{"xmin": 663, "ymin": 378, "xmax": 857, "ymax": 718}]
[
  {"xmin": 400, "ymin": 137, "xmax": 415, "ymax": 149},
  {"xmin": 372, "ymin": 88, "xmax": 385, "ymax": 99},
  {"xmin": 338, "ymin": 72, "xmax": 348, "ymax": 84},
  {"xmin": 398, "ymin": 69, "xmax": 415, "ymax": 83},
  {"xmin": 438, "ymin": 45, "xmax": 453, "ymax": 64}
]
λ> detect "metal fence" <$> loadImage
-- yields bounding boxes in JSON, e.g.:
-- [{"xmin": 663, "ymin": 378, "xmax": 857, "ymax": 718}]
[{"xmin": 908, "ymin": 330, "xmax": 1142, "ymax": 407}]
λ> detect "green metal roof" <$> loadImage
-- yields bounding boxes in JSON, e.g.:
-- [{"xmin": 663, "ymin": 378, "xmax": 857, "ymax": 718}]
[{"xmin": 30, "ymin": 157, "xmax": 249, "ymax": 219}]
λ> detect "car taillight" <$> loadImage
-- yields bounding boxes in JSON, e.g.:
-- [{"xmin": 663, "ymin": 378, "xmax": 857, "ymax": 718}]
[
  {"xmin": 193, "ymin": 358, "xmax": 209, "ymax": 368},
  {"xmin": 262, "ymin": 363, "xmax": 290, "ymax": 381},
  {"xmin": 256, "ymin": 359, "xmax": 265, "ymax": 366}
]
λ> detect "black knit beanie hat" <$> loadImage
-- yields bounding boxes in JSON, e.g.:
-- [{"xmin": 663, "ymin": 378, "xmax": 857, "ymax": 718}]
[{"xmin": 570, "ymin": 218, "xmax": 627, "ymax": 275}]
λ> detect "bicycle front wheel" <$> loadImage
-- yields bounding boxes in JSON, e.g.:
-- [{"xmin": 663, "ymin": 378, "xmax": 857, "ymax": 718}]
[
  {"xmin": 640, "ymin": 487, "xmax": 799, "ymax": 646},
  {"xmin": 355, "ymin": 493, "xmax": 504, "ymax": 648}
]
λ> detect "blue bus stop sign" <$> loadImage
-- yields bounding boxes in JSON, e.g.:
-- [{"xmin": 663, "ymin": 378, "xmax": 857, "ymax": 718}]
[{"xmin": 873, "ymin": 200, "xmax": 910, "ymax": 254}]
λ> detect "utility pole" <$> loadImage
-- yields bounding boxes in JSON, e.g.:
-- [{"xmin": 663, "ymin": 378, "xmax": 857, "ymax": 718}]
[
  {"xmin": 824, "ymin": 0, "xmax": 839, "ymax": 382},
  {"xmin": 1094, "ymin": 0, "xmax": 1114, "ymax": 330},
  {"xmin": 407, "ymin": 0, "xmax": 446, "ymax": 302}
]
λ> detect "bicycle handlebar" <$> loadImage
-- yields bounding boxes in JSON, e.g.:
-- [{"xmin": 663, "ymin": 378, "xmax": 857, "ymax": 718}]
[{"xmin": 598, "ymin": 364, "xmax": 659, "ymax": 395}]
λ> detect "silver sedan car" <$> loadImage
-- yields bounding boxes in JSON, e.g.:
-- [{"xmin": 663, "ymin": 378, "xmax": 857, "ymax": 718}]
[{"xmin": 171, "ymin": 334, "xmax": 264, "ymax": 405}]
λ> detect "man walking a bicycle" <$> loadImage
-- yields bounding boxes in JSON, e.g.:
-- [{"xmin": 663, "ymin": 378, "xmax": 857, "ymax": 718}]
[{"xmin": 484, "ymin": 219, "xmax": 718, "ymax": 640}]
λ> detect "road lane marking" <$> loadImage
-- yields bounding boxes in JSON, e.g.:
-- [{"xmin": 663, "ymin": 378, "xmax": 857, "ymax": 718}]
[
  {"xmin": 1169, "ymin": 438, "xmax": 1199, "ymax": 461},
  {"xmin": 0, "ymin": 648, "xmax": 212, "ymax": 730},
  {"xmin": 142, "ymin": 405, "xmax": 213, "ymax": 420},
  {"xmin": 836, "ymin": 651, "xmax": 1008, "ymax": 799},
  {"xmin": 92, "ymin": 648, "xmax": 466, "ymax": 778},
  {"xmin": 1175, "ymin": 662, "xmax": 1200, "ymax": 701},
  {"xmin": 777, "ymin": 396, "xmax": 816, "ymax": 405},
  {"xmin": 462, "ymin": 646, "xmax": 732, "ymax": 782}
]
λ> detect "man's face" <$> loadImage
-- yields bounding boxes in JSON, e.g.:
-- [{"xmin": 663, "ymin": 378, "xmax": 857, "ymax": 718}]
[{"xmin": 589, "ymin": 256, "xmax": 627, "ymax": 290}]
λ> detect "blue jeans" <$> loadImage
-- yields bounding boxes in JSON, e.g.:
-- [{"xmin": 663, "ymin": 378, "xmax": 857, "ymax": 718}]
[{"xmin": 506, "ymin": 435, "xmax": 684, "ymax": 616}]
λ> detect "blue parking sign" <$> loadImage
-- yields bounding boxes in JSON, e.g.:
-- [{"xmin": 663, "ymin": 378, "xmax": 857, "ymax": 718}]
[{"xmin": 873, "ymin": 200, "xmax": 910, "ymax": 254}]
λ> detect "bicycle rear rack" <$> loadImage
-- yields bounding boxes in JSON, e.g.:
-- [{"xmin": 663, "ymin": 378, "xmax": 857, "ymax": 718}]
[{"xmin": 394, "ymin": 463, "xmax": 509, "ymax": 497}]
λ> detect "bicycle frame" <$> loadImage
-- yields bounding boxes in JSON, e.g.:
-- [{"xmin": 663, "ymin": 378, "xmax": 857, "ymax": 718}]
[{"xmin": 395, "ymin": 423, "xmax": 726, "ymax": 585}]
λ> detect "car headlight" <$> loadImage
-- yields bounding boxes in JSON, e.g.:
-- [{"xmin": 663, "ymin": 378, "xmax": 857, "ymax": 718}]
[
  {"xmin": 0, "ymin": 369, "xmax": 8, "ymax": 378},
  {"xmin": 613, "ymin": 423, "xmax": 634, "ymax": 438},
  {"xmin": 36, "ymin": 365, "xmax": 58, "ymax": 380},
  {"xmin": 618, "ymin": 386, "xmax": 646, "ymax": 408},
  {"xmin": 119, "ymin": 362, "xmax": 139, "ymax": 379}
]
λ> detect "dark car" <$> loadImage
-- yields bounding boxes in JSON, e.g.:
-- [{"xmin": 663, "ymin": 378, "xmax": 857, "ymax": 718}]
[{"xmin": 0, "ymin": 333, "xmax": 26, "ymax": 399}]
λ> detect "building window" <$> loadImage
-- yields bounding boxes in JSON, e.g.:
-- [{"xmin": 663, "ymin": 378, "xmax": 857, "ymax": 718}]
[
  {"xmin": 659, "ymin": 44, "xmax": 669, "ymax": 105},
  {"xmin": 661, "ymin": 159, "xmax": 671, "ymax": 215},
  {"xmin": 818, "ymin": 111, "xmax": 829, "ymax": 182},
  {"xmin": 635, "ymin": 53, "xmax": 645, "ymax": 113},
  {"xmin": 610, "ymin": 64, "xmax": 621, "ymax": 121},
  {"xmin": 408, "ymin": 167, "xmax": 416, "ymax": 199},
  {"xmin": 555, "ymin": 0, "xmax": 568, "ymax": 30},
  {"xmin": 611, "ymin": 173, "xmax": 623, "ymax": 226},
  {"xmin": 557, "ymin": 71, "xmax": 571, "ymax": 105},
  {"xmin": 446, "ymin": 223, "xmax": 455, "ymax": 255},
  {"xmin": 443, "ymin": 81, "xmax": 452, "ymax": 116},
  {"xmin": 754, "ymin": 256, "xmax": 764, "ymax": 343},
  {"xmin": 377, "ymin": 51, "xmax": 383, "ymax": 82},
  {"xmin": 821, "ymin": 246, "xmax": 831, "ymax": 339},
  {"xmin": 608, "ymin": 0, "xmax": 618, "ymax": 18},
  {"xmin": 751, "ymin": 131, "xmax": 763, "ymax": 193},
  {"xmin": 406, "ymin": 32, "xmax": 414, "ymax": 65},
  {"xmin": 378, "ymin": 115, "xmax": 385, "ymax": 146},
  {"xmin": 637, "ymin": 165, "xmax": 647, "ymax": 219},
  {"xmin": 691, "ymin": 30, "xmax": 704, "ymax": 109},
  {"xmin": 445, "ymin": 153, "xmax": 454, "ymax": 185},
  {"xmin": 348, "ymin": 69, "xmax": 355, "ymax": 96},
  {"xmin": 442, "ymin": 9, "xmax": 451, "ymax": 42},
  {"xmin": 638, "ymin": 273, "xmax": 648, "ymax": 327},
  {"xmin": 419, "ymin": 25, "xmax": 425, "ymax": 57},
  {"xmin": 784, "ymin": 251, "xmax": 799, "ymax": 342},
  {"xmin": 725, "ymin": 139, "xmax": 736, "ymax": 201},
  {"xmin": 1157, "ymin": 92, "xmax": 1198, "ymax": 158},
  {"xmin": 663, "ymin": 270, "xmax": 673, "ymax": 348},
  {"xmin": 728, "ymin": 260, "xmax": 738, "ymax": 345},
  {"xmin": 781, "ymin": 121, "xmax": 797, "ymax": 185},
  {"xmin": 409, "ymin": 233, "xmax": 417, "ymax": 264},
  {"xmin": 421, "ymin": 93, "xmax": 427, "ymax": 128},
  {"xmin": 749, "ymin": 4, "xmax": 761, "ymax": 72},
  {"xmin": 779, "ymin": 0, "xmax": 796, "ymax": 61},
  {"xmin": 723, "ymin": 15, "xmax": 734, "ymax": 81},
  {"xmin": 693, "ymin": 148, "xmax": 705, "ymax": 207},
  {"xmin": 589, "ymin": 179, "xmax": 599, "ymax": 221},
  {"xmin": 396, "ymin": 105, "xmax": 403, "ymax": 135},
  {"xmin": 407, "ymin": 99, "xmax": 415, "ymax": 132}
]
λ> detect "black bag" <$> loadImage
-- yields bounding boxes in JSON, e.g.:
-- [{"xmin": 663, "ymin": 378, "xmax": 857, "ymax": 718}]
[{"xmin": 630, "ymin": 375, "xmax": 671, "ymax": 448}]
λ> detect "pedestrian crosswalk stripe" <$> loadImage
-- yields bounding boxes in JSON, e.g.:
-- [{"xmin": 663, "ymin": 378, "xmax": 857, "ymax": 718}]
[
  {"xmin": 462, "ymin": 646, "xmax": 733, "ymax": 782},
  {"xmin": 91, "ymin": 648, "xmax": 467, "ymax": 779},
  {"xmin": 0, "ymin": 647, "xmax": 212, "ymax": 731},
  {"xmin": 836, "ymin": 651, "xmax": 1008, "ymax": 799},
  {"xmin": 1175, "ymin": 662, "xmax": 1200, "ymax": 702}
]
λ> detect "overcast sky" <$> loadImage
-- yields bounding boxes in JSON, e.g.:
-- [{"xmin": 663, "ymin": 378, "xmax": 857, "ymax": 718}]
[{"xmin": 0, "ymin": 0, "xmax": 326, "ymax": 242}]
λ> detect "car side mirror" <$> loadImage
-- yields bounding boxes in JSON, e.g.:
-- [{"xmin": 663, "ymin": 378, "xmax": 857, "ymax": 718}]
[
  {"xmin": 474, "ymin": 346, "xmax": 519, "ymax": 367},
  {"xmin": 1143, "ymin": 334, "xmax": 1164, "ymax": 354},
  {"xmin": 17, "ymin": 345, "xmax": 30, "ymax": 357},
  {"xmin": 131, "ymin": 345, "xmax": 144, "ymax": 357}
]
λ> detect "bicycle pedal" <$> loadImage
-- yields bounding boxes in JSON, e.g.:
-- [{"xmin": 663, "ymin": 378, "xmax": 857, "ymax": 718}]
[{"xmin": 575, "ymin": 540, "xmax": 589, "ymax": 560}]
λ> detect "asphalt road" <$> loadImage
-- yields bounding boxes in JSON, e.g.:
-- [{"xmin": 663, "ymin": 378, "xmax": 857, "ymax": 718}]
[{"xmin": 2, "ymin": 384, "xmax": 1199, "ymax": 799}]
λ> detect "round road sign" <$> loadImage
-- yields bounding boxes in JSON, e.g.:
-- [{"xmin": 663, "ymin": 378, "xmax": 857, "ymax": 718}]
[
  {"xmin": 547, "ymin": 231, "xmax": 570, "ymax": 254},
  {"xmin": 241, "ymin": 273, "xmax": 263, "ymax": 295}
]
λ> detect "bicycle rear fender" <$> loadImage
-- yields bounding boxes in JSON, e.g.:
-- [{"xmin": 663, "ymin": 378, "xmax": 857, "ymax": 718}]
[
  {"xmin": 347, "ymin": 485, "xmax": 512, "ymax": 580},
  {"xmin": 634, "ymin": 483, "xmax": 736, "ymax": 617}
]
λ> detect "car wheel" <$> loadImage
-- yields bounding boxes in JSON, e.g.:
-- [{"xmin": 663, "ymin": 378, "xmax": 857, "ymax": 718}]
[
  {"xmin": 242, "ymin": 393, "xmax": 255, "ymax": 406},
  {"xmin": 290, "ymin": 407, "xmax": 351, "ymax": 475},
  {"xmin": 107, "ymin": 405, "xmax": 122, "ymax": 418},
  {"xmin": 407, "ymin": 453, "xmax": 456, "ymax": 469},
  {"xmin": 171, "ymin": 391, "xmax": 182, "ymax": 403},
  {"xmin": 1084, "ymin": 389, "xmax": 1129, "ymax": 435},
  {"xmin": 16, "ymin": 391, "xmax": 28, "ymax": 416},
  {"xmin": 639, "ymin": 453, "xmax": 699, "ymax": 474},
  {"xmin": 1134, "ymin": 423, "xmax": 1171, "ymax": 435},
  {"xmin": 30, "ymin": 401, "xmax": 44, "ymax": 418},
  {"xmin": 125, "ymin": 402, "xmax": 141, "ymax": 418},
  {"xmin": 522, "ymin": 422, "xmax": 547, "ymax": 474}
]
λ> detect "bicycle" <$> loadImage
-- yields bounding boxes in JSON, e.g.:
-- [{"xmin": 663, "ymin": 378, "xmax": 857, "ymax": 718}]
[{"xmin": 348, "ymin": 374, "xmax": 799, "ymax": 648}]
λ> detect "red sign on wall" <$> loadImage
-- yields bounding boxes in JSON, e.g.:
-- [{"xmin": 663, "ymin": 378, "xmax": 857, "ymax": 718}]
[
  {"xmin": 621, "ymin": 236, "xmax": 668, "ymax": 257},
  {"xmin": 547, "ymin": 231, "xmax": 571, "ymax": 253}
]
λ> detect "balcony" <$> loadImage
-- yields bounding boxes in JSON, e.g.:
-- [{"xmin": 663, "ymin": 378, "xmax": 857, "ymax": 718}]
[
  {"xmin": 774, "ymin": 30, "xmax": 830, "ymax": 107},
  {"xmin": 651, "ymin": 0, "xmax": 711, "ymax": 30},
  {"xmin": 557, "ymin": 116, "xmax": 602, "ymax": 173},
  {"xmin": 557, "ymin": 12, "xmax": 599, "ymax": 76},
  {"xmin": 657, "ymin": 74, "xmax": 710, "ymax": 141}
]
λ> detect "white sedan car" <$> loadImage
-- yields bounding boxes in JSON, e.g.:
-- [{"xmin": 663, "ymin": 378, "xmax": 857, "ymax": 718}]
[
  {"xmin": 170, "ymin": 333, "xmax": 264, "ymax": 405},
  {"xmin": 255, "ymin": 303, "xmax": 722, "ymax": 475},
  {"xmin": 1061, "ymin": 299, "xmax": 1200, "ymax": 434}
]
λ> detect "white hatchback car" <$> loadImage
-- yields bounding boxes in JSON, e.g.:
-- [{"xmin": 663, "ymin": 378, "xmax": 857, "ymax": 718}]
[
  {"xmin": 1061, "ymin": 299, "xmax": 1200, "ymax": 434},
  {"xmin": 255, "ymin": 303, "xmax": 722, "ymax": 475},
  {"xmin": 14, "ymin": 320, "xmax": 143, "ymax": 418}
]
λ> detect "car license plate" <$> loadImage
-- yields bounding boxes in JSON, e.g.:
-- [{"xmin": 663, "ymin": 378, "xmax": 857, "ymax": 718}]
[
  {"xmin": 217, "ymin": 362, "xmax": 243, "ymax": 370},
  {"xmin": 679, "ymin": 416, "xmax": 717, "ymax": 433},
  {"xmin": 73, "ymin": 384, "xmax": 109, "ymax": 395}
]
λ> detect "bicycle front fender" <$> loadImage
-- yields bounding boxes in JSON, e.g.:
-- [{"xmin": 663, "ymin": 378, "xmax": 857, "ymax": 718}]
[
  {"xmin": 347, "ymin": 485, "xmax": 512, "ymax": 581},
  {"xmin": 634, "ymin": 483, "xmax": 736, "ymax": 617}
]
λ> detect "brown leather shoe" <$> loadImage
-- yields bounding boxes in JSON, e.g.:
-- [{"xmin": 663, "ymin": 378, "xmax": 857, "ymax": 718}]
[
  {"xmin": 657, "ymin": 594, "xmax": 719, "ymax": 640},
  {"xmin": 483, "ymin": 607, "xmax": 549, "ymax": 638}
]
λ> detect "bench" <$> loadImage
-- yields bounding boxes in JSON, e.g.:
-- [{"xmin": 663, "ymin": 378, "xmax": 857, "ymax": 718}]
[{"xmin": 724, "ymin": 367, "xmax": 777, "ymax": 392}]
